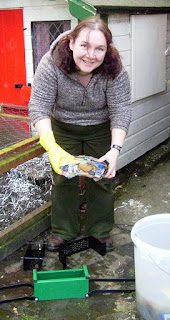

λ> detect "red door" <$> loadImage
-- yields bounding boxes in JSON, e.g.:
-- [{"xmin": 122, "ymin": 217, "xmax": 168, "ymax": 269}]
[{"xmin": 0, "ymin": 9, "xmax": 27, "ymax": 106}]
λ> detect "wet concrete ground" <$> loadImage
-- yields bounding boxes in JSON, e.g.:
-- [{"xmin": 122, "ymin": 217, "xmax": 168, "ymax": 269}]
[{"xmin": 0, "ymin": 139, "xmax": 169, "ymax": 320}]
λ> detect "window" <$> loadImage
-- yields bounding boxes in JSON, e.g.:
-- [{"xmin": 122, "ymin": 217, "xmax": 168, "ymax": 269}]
[{"xmin": 31, "ymin": 21, "xmax": 70, "ymax": 72}]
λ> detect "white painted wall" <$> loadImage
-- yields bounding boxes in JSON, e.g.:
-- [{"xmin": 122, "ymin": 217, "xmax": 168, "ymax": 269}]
[
  {"xmin": 131, "ymin": 14, "xmax": 167, "ymax": 101},
  {"xmin": 23, "ymin": 3, "xmax": 77, "ymax": 84},
  {"xmin": 108, "ymin": 14, "xmax": 131, "ymax": 77},
  {"xmin": 167, "ymin": 16, "xmax": 170, "ymax": 91},
  {"xmin": 108, "ymin": 13, "xmax": 170, "ymax": 169}
]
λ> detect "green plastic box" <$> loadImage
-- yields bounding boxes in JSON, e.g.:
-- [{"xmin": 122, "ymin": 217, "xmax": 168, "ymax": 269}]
[{"xmin": 33, "ymin": 266, "xmax": 89, "ymax": 300}]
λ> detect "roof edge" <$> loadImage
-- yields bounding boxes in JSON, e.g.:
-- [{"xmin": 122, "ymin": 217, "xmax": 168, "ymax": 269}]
[
  {"xmin": 96, "ymin": 6, "xmax": 170, "ymax": 14},
  {"xmin": 87, "ymin": 0, "xmax": 170, "ymax": 9}
]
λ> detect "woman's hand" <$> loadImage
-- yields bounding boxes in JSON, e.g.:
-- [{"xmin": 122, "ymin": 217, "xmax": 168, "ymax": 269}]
[
  {"xmin": 39, "ymin": 130, "xmax": 78, "ymax": 175},
  {"xmin": 98, "ymin": 148, "xmax": 119, "ymax": 179}
]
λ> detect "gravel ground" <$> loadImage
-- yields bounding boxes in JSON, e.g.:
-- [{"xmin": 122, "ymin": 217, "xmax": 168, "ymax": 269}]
[{"xmin": 0, "ymin": 153, "xmax": 52, "ymax": 231}]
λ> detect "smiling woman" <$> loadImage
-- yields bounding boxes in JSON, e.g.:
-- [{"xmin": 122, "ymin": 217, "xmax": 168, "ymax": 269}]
[
  {"xmin": 57, "ymin": 17, "xmax": 122, "ymax": 79},
  {"xmin": 69, "ymin": 28, "xmax": 107, "ymax": 75},
  {"xmin": 29, "ymin": 17, "xmax": 131, "ymax": 253}
]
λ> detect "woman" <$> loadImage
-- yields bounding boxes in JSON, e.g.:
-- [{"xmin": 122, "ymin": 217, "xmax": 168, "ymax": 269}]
[{"xmin": 29, "ymin": 17, "xmax": 131, "ymax": 252}]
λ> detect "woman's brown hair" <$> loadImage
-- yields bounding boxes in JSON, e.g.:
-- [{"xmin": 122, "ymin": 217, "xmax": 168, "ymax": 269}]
[{"xmin": 54, "ymin": 17, "xmax": 122, "ymax": 80}]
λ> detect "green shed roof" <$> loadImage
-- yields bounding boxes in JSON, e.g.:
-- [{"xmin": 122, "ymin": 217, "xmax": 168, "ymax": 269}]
[{"xmin": 87, "ymin": 0, "xmax": 170, "ymax": 8}]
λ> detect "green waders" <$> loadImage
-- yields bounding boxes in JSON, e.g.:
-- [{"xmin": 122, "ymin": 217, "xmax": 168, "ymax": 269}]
[{"xmin": 51, "ymin": 118, "xmax": 114, "ymax": 241}]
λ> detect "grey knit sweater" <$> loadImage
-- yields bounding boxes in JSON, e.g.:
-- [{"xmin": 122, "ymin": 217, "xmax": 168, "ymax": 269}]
[{"xmin": 29, "ymin": 44, "xmax": 131, "ymax": 133}]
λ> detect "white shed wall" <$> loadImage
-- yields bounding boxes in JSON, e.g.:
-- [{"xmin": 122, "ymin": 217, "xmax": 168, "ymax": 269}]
[
  {"xmin": 108, "ymin": 13, "xmax": 170, "ymax": 170},
  {"xmin": 108, "ymin": 14, "xmax": 131, "ymax": 77},
  {"xmin": 131, "ymin": 14, "xmax": 167, "ymax": 101}
]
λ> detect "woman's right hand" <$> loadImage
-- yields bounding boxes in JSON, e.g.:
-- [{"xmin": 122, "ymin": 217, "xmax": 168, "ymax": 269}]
[
  {"xmin": 98, "ymin": 148, "xmax": 119, "ymax": 179},
  {"xmin": 40, "ymin": 130, "xmax": 78, "ymax": 175}
]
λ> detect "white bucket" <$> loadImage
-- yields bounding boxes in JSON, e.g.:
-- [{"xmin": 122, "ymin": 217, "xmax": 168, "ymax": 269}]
[{"xmin": 131, "ymin": 214, "xmax": 170, "ymax": 320}]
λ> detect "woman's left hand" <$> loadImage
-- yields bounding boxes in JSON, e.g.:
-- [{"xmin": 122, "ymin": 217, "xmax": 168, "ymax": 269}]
[{"xmin": 98, "ymin": 148, "xmax": 120, "ymax": 179}]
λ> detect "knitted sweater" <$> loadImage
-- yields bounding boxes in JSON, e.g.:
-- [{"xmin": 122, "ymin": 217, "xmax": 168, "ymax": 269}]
[{"xmin": 29, "ymin": 45, "xmax": 131, "ymax": 133}]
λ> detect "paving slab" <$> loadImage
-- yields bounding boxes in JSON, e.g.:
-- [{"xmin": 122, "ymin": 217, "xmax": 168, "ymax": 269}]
[
  {"xmin": 0, "ymin": 139, "xmax": 169, "ymax": 320},
  {"xmin": 114, "ymin": 159, "xmax": 170, "ymax": 226}
]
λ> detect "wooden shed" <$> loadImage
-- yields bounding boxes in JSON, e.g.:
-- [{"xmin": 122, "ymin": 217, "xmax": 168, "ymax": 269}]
[
  {"xmin": 89, "ymin": 0, "xmax": 170, "ymax": 169},
  {"xmin": 0, "ymin": 0, "xmax": 169, "ymax": 169}
]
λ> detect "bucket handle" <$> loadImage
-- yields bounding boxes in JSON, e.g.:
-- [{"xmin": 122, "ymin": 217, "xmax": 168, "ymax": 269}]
[{"xmin": 149, "ymin": 254, "xmax": 170, "ymax": 275}]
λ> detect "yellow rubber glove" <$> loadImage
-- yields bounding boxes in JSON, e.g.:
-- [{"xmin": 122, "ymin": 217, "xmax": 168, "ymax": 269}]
[{"xmin": 39, "ymin": 130, "xmax": 78, "ymax": 175}]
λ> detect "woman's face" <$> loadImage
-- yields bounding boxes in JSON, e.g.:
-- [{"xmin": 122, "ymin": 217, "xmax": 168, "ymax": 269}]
[{"xmin": 69, "ymin": 28, "xmax": 107, "ymax": 75}]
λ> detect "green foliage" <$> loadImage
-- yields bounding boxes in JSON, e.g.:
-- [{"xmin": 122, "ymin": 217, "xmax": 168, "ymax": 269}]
[{"xmin": 20, "ymin": 314, "xmax": 35, "ymax": 320}]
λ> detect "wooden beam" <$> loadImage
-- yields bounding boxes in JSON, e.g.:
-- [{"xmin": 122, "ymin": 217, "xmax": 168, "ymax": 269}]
[
  {"xmin": 0, "ymin": 136, "xmax": 40, "ymax": 159},
  {"xmin": 0, "ymin": 112, "xmax": 30, "ymax": 120},
  {"xmin": 0, "ymin": 201, "xmax": 51, "ymax": 261},
  {"xmin": 0, "ymin": 143, "xmax": 45, "ymax": 174}
]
